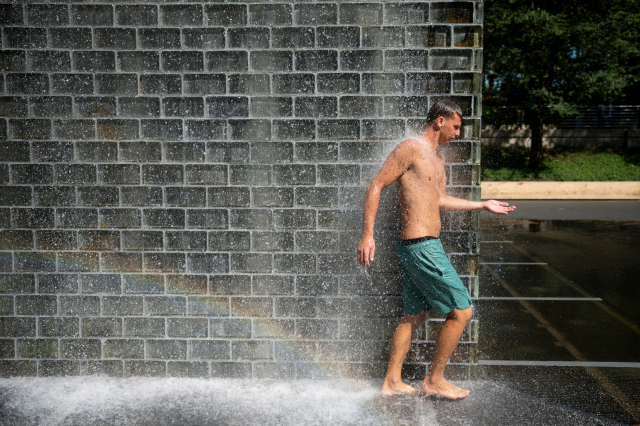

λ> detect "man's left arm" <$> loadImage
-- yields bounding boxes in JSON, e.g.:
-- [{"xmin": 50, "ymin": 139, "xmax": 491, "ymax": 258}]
[{"xmin": 438, "ymin": 169, "xmax": 516, "ymax": 215}]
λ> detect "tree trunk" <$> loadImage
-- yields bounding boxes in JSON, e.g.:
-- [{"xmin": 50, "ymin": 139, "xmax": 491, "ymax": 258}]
[{"xmin": 528, "ymin": 105, "xmax": 544, "ymax": 169}]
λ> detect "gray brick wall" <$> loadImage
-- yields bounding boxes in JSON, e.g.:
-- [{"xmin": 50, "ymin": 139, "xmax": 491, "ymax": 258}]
[{"xmin": 0, "ymin": 1, "xmax": 482, "ymax": 379}]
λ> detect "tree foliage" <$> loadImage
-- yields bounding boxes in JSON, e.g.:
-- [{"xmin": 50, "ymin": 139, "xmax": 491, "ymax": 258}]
[{"xmin": 483, "ymin": 0, "xmax": 640, "ymax": 167}]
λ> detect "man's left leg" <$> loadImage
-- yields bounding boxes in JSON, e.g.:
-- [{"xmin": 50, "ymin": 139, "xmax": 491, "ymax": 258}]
[{"xmin": 380, "ymin": 311, "xmax": 427, "ymax": 395}]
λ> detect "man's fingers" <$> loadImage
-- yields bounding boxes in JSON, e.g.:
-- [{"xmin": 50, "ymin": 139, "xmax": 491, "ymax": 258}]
[{"xmin": 369, "ymin": 247, "xmax": 375, "ymax": 263}]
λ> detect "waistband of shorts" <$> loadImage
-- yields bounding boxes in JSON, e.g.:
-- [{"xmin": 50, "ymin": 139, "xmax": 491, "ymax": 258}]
[
  {"xmin": 396, "ymin": 236, "xmax": 441, "ymax": 251},
  {"xmin": 398, "ymin": 236, "xmax": 438, "ymax": 246}
]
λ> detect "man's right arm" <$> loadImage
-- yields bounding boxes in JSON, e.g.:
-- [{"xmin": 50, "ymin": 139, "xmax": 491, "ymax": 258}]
[{"xmin": 357, "ymin": 140, "xmax": 415, "ymax": 267}]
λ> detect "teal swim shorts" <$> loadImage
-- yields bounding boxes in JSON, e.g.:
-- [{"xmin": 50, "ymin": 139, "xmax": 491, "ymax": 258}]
[{"xmin": 396, "ymin": 238, "xmax": 472, "ymax": 316}]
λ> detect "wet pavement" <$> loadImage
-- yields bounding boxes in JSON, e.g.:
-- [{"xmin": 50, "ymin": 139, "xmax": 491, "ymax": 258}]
[{"xmin": 475, "ymin": 200, "xmax": 640, "ymax": 425}]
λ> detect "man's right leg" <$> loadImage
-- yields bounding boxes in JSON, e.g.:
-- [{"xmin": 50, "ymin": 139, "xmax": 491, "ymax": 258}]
[
  {"xmin": 380, "ymin": 311, "xmax": 427, "ymax": 395},
  {"xmin": 421, "ymin": 306, "xmax": 473, "ymax": 399}
]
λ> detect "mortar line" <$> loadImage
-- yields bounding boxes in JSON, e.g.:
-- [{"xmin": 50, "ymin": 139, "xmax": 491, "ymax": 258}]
[{"xmin": 483, "ymin": 264, "xmax": 640, "ymax": 423}]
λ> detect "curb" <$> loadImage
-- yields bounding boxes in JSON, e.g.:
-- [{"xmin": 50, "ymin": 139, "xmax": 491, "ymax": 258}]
[{"xmin": 481, "ymin": 181, "xmax": 640, "ymax": 200}]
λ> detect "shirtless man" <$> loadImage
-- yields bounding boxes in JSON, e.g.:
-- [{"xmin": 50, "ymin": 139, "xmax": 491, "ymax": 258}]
[{"xmin": 357, "ymin": 100, "xmax": 515, "ymax": 399}]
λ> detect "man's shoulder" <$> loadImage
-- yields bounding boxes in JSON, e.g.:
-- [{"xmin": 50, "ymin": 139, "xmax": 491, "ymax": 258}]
[{"xmin": 394, "ymin": 138, "xmax": 423, "ymax": 155}]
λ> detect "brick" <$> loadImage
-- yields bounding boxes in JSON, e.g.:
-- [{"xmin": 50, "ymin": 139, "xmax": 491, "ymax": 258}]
[
  {"xmin": 120, "ymin": 142, "xmax": 161, "ymax": 162},
  {"xmin": 230, "ymin": 209, "xmax": 272, "ymax": 229},
  {"xmin": 362, "ymin": 119, "xmax": 405, "ymax": 140},
  {"xmin": 52, "ymin": 74, "xmax": 94, "ymax": 95},
  {"xmin": 188, "ymin": 209, "xmax": 228, "ymax": 229},
  {"xmin": 0, "ymin": 274, "xmax": 35, "ymax": 294},
  {"xmin": 124, "ymin": 318, "xmax": 165, "ymax": 338},
  {"xmin": 317, "ymin": 73, "xmax": 360, "ymax": 94},
  {"xmin": 4, "ymin": 28, "xmax": 47, "ymax": 49},
  {"xmin": 205, "ymin": 4, "xmax": 246, "ymax": 26},
  {"xmin": 228, "ymin": 28, "xmax": 270, "ymax": 49},
  {"xmin": 141, "ymin": 75, "xmax": 181, "ymax": 95},
  {"xmin": 208, "ymin": 231, "xmax": 250, "ymax": 251},
  {"xmin": 39, "ymin": 360, "xmax": 81, "ymax": 376},
  {"xmin": 0, "ymin": 97, "xmax": 28, "ymax": 117},
  {"xmin": 164, "ymin": 97, "xmax": 204, "ymax": 117},
  {"xmin": 139, "ymin": 28, "xmax": 181, "ymax": 49},
  {"xmin": 454, "ymin": 26, "xmax": 483, "ymax": 48},
  {"xmin": 383, "ymin": 96, "xmax": 429, "ymax": 117},
  {"xmin": 0, "ymin": 4, "xmax": 24, "ymax": 25},
  {"xmin": 16, "ymin": 295, "xmax": 57, "ymax": 315},
  {"xmin": 57, "ymin": 252, "xmax": 99, "ymax": 273},
  {"xmin": 318, "ymin": 119, "xmax": 360, "ymax": 140},
  {"xmin": 78, "ymin": 230, "xmax": 120, "ymax": 251},
  {"xmin": 78, "ymin": 187, "xmax": 119, "ymax": 206},
  {"xmin": 252, "ymin": 188, "xmax": 294, "ymax": 208},
  {"xmin": 407, "ymin": 25, "xmax": 450, "ymax": 48},
  {"xmin": 99, "ymin": 208, "xmax": 143, "ymax": 228},
  {"xmin": 253, "ymin": 275, "xmax": 294, "ymax": 295},
  {"xmin": 141, "ymin": 119, "xmax": 183, "ymax": 140},
  {"xmin": 272, "ymin": 74, "xmax": 315, "ymax": 95},
  {"xmin": 166, "ymin": 187, "xmax": 206, "ymax": 207},
  {"xmin": 26, "ymin": 4, "xmax": 68, "ymax": 26},
  {"xmin": 81, "ymin": 274, "xmax": 121, "ymax": 294},
  {"xmin": 272, "ymin": 164, "xmax": 316, "ymax": 185},
  {"xmin": 53, "ymin": 120, "xmax": 96, "ymax": 140},
  {"xmin": 273, "ymin": 209, "xmax": 315, "ymax": 229},
  {"xmin": 116, "ymin": 6, "xmax": 157, "ymax": 26},
  {"xmin": 0, "ymin": 318, "xmax": 36, "ymax": 337},
  {"xmin": 142, "ymin": 165, "xmax": 183, "ymax": 184},
  {"xmin": 188, "ymin": 296, "xmax": 230, "ymax": 316},
  {"xmin": 166, "ymin": 231, "xmax": 207, "ymax": 251},
  {"xmin": 229, "ymin": 119, "xmax": 271, "ymax": 141},
  {"xmin": 161, "ymin": 5, "xmax": 203, "ymax": 26},
  {"xmin": 362, "ymin": 26, "xmax": 405, "ymax": 48},
  {"xmin": 385, "ymin": 3, "xmax": 430, "ymax": 24},
  {"xmin": 341, "ymin": 50, "xmax": 383, "ymax": 71},
  {"xmin": 295, "ymin": 4, "xmax": 337, "ymax": 25},
  {"xmin": 185, "ymin": 164, "xmax": 226, "ymax": 184},
  {"xmin": 0, "ymin": 50, "xmax": 26, "ymax": 71},
  {"xmin": 273, "ymin": 120, "xmax": 315, "ymax": 141},
  {"xmin": 29, "ymin": 51, "xmax": 71, "ymax": 72},
  {"xmin": 167, "ymin": 318, "xmax": 207, "ymax": 338},
  {"xmin": 272, "ymin": 27, "xmax": 314, "ymax": 49},
  {"xmin": 0, "ymin": 230, "xmax": 32, "ymax": 250},
  {"xmin": 124, "ymin": 361, "xmax": 165, "ymax": 377},
  {"xmin": 453, "ymin": 73, "xmax": 482, "ymax": 94},
  {"xmin": 162, "ymin": 52, "xmax": 203, "ymax": 72},
  {"xmin": 98, "ymin": 165, "xmax": 140, "ymax": 185},
  {"xmin": 17, "ymin": 339, "xmax": 58, "ymax": 359},
  {"xmin": 406, "ymin": 72, "xmax": 451, "ymax": 94},
  {"xmin": 122, "ymin": 231, "xmax": 163, "ymax": 251},
  {"xmin": 13, "ymin": 208, "xmax": 54, "ymax": 229},
  {"xmin": 104, "ymin": 339, "xmax": 144, "ymax": 359},
  {"xmin": 119, "ymin": 97, "xmax": 160, "ymax": 118},
  {"xmin": 96, "ymin": 74, "xmax": 138, "ymax": 95},
  {"xmin": 206, "ymin": 51, "xmax": 248, "ymax": 72},
  {"xmin": 317, "ymin": 27, "xmax": 359, "ymax": 48},
  {"xmin": 103, "ymin": 297, "xmax": 143, "ymax": 316},
  {"xmin": 273, "ymin": 254, "xmax": 316, "ymax": 274},
  {"xmin": 207, "ymin": 97, "xmax": 249, "ymax": 119},
  {"xmin": 59, "ymin": 296, "xmax": 100, "ymax": 317},
  {"xmin": 7, "ymin": 74, "xmax": 49, "ymax": 95},
  {"xmin": 431, "ymin": 2, "xmax": 474, "ymax": 23},
  {"xmin": 72, "ymin": 5, "xmax": 113, "ymax": 26},
  {"xmin": 385, "ymin": 50, "xmax": 429, "ymax": 71},
  {"xmin": 297, "ymin": 319, "xmax": 339, "ymax": 339},
  {"xmin": 211, "ymin": 319, "xmax": 251, "ymax": 338},
  {"xmin": 340, "ymin": 3, "xmax": 382, "ymax": 25},
  {"xmin": 74, "ymin": 51, "xmax": 115, "ymax": 72},
  {"xmin": 232, "ymin": 341, "xmax": 272, "ymax": 360},
  {"xmin": 168, "ymin": 362, "xmax": 209, "ymax": 378},
  {"xmin": 146, "ymin": 296, "xmax": 186, "ymax": 316},
  {"xmin": 207, "ymin": 142, "xmax": 249, "ymax": 163},
  {"xmin": 248, "ymin": 95, "xmax": 294, "ymax": 118},
  {"xmin": 274, "ymin": 297, "xmax": 316, "ymax": 318},
  {"xmin": 121, "ymin": 187, "xmax": 163, "ymax": 206},
  {"xmin": 208, "ymin": 187, "xmax": 250, "ymax": 207},
  {"xmin": 39, "ymin": 317, "xmax": 79, "ymax": 338},
  {"xmin": 229, "ymin": 74, "xmax": 270, "ymax": 95},
  {"xmin": 51, "ymin": 28, "xmax": 92, "ymax": 49},
  {"xmin": 183, "ymin": 75, "xmax": 225, "ymax": 95},
  {"xmin": 57, "ymin": 208, "xmax": 98, "ymax": 229},
  {"xmin": 35, "ymin": 231, "xmax": 76, "ymax": 251},
  {"xmin": 296, "ymin": 231, "xmax": 340, "ymax": 252},
  {"xmin": 186, "ymin": 253, "xmax": 229, "ymax": 274},
  {"xmin": 144, "ymin": 253, "xmax": 186, "ymax": 273},
  {"xmin": 252, "ymin": 231, "xmax": 294, "ymax": 251},
  {"xmin": 12, "ymin": 164, "xmax": 52, "ymax": 185},
  {"xmin": 183, "ymin": 28, "xmax": 225, "ymax": 49},
  {"xmin": 15, "ymin": 252, "xmax": 55, "ymax": 273},
  {"xmin": 166, "ymin": 275, "xmax": 207, "ymax": 295},
  {"xmin": 33, "ymin": 142, "xmax": 74, "ymax": 163},
  {"xmin": 251, "ymin": 51, "xmax": 292, "ymax": 72},
  {"xmin": 190, "ymin": 340, "xmax": 229, "ymax": 359},
  {"xmin": 430, "ymin": 49, "xmax": 473, "ymax": 71},
  {"xmin": 30, "ymin": 97, "xmax": 71, "ymax": 118},
  {"xmin": 118, "ymin": 51, "xmax": 159, "ymax": 72},
  {"xmin": 83, "ymin": 361, "xmax": 124, "ymax": 378},
  {"xmin": 211, "ymin": 362, "xmax": 251, "ymax": 378},
  {"xmin": 295, "ymin": 51, "xmax": 337, "ymax": 72},
  {"xmin": 101, "ymin": 253, "xmax": 142, "ymax": 273}
]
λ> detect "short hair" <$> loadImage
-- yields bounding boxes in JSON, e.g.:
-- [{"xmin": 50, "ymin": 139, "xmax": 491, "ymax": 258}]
[{"xmin": 426, "ymin": 99, "xmax": 463, "ymax": 125}]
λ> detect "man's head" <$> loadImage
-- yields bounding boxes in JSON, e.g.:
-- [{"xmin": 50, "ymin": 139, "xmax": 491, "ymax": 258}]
[{"xmin": 425, "ymin": 99, "xmax": 463, "ymax": 145}]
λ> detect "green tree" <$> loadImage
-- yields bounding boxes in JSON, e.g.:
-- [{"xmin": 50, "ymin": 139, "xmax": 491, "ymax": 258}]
[{"xmin": 483, "ymin": 0, "xmax": 640, "ymax": 168}]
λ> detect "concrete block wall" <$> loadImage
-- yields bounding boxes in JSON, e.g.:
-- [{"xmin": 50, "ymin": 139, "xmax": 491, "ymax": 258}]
[{"xmin": 0, "ymin": 1, "xmax": 482, "ymax": 379}]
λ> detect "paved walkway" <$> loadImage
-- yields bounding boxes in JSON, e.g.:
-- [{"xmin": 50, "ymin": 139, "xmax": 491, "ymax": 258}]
[{"xmin": 481, "ymin": 200, "xmax": 640, "ymax": 220}]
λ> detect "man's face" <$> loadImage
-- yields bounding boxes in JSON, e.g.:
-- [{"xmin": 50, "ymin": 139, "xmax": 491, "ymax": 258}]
[{"xmin": 438, "ymin": 114, "xmax": 462, "ymax": 145}]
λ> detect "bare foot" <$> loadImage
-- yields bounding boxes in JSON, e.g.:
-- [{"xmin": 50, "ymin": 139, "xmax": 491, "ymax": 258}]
[
  {"xmin": 380, "ymin": 376, "xmax": 419, "ymax": 396},
  {"xmin": 421, "ymin": 378, "xmax": 469, "ymax": 399}
]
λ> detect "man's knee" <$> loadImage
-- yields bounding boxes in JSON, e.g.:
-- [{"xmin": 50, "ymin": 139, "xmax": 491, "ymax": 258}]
[
  {"xmin": 448, "ymin": 306, "xmax": 473, "ymax": 324},
  {"xmin": 402, "ymin": 310, "xmax": 428, "ymax": 326}
]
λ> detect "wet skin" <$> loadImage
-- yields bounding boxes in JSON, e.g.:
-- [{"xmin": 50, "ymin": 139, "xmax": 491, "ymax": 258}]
[{"xmin": 357, "ymin": 114, "xmax": 515, "ymax": 399}]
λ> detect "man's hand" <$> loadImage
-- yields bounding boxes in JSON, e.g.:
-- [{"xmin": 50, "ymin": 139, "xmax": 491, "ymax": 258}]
[
  {"xmin": 482, "ymin": 200, "xmax": 516, "ymax": 215},
  {"xmin": 357, "ymin": 236, "xmax": 376, "ymax": 267}
]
